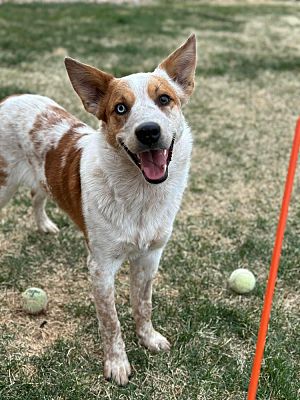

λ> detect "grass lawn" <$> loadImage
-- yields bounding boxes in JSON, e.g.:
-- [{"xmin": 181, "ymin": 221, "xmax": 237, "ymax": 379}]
[{"xmin": 0, "ymin": 0, "xmax": 300, "ymax": 398}]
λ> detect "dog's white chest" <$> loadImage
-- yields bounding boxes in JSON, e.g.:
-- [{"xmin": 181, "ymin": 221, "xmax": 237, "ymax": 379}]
[
  {"xmin": 79, "ymin": 125, "xmax": 192, "ymax": 259},
  {"xmin": 84, "ymin": 175, "xmax": 175, "ymax": 254}
]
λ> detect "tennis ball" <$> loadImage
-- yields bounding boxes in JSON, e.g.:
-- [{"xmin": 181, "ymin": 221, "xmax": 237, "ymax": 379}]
[
  {"xmin": 21, "ymin": 287, "xmax": 48, "ymax": 314},
  {"xmin": 228, "ymin": 268, "xmax": 256, "ymax": 294}
]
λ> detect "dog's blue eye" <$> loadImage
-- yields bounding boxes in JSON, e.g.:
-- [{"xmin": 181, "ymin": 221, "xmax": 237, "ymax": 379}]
[
  {"xmin": 115, "ymin": 103, "xmax": 128, "ymax": 115},
  {"xmin": 159, "ymin": 94, "xmax": 171, "ymax": 106}
]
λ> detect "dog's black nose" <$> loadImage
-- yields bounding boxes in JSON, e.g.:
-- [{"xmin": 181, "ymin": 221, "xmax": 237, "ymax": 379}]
[{"xmin": 135, "ymin": 122, "xmax": 161, "ymax": 145}]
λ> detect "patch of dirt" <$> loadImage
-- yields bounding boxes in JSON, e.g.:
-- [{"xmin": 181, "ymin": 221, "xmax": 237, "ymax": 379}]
[{"xmin": 0, "ymin": 265, "xmax": 91, "ymax": 356}]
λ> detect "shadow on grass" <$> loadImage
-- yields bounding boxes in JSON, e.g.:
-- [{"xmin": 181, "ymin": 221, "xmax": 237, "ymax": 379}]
[
  {"xmin": 0, "ymin": 3, "xmax": 244, "ymax": 68},
  {"xmin": 202, "ymin": 52, "xmax": 300, "ymax": 79},
  {"xmin": 0, "ymin": 224, "xmax": 86, "ymax": 289}
]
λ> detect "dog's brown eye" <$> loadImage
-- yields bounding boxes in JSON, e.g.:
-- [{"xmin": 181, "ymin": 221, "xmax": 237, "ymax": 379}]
[
  {"xmin": 115, "ymin": 103, "xmax": 128, "ymax": 115},
  {"xmin": 159, "ymin": 94, "xmax": 171, "ymax": 106}
]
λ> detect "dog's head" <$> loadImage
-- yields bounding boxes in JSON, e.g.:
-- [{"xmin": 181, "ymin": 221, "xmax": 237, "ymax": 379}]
[{"xmin": 65, "ymin": 34, "xmax": 197, "ymax": 184}]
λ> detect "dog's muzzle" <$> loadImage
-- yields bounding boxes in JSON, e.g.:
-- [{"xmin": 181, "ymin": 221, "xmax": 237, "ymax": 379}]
[{"xmin": 120, "ymin": 135, "xmax": 175, "ymax": 185}]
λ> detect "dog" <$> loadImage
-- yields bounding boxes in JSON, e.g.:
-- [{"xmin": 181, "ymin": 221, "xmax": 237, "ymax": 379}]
[{"xmin": 0, "ymin": 34, "xmax": 196, "ymax": 385}]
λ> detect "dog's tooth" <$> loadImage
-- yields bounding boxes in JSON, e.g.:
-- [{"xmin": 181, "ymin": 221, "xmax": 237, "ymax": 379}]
[{"xmin": 163, "ymin": 150, "xmax": 167, "ymax": 156}]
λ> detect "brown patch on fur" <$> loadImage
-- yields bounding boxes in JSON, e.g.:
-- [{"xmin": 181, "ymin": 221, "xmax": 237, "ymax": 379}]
[
  {"xmin": 29, "ymin": 106, "xmax": 83, "ymax": 152},
  {"xmin": 0, "ymin": 154, "xmax": 8, "ymax": 187},
  {"xmin": 149, "ymin": 233, "xmax": 169, "ymax": 250},
  {"xmin": 29, "ymin": 114, "xmax": 44, "ymax": 151},
  {"xmin": 148, "ymin": 76, "xmax": 181, "ymax": 109},
  {"xmin": 100, "ymin": 80, "xmax": 136, "ymax": 147},
  {"xmin": 48, "ymin": 106, "xmax": 81, "ymax": 125},
  {"xmin": 45, "ymin": 128, "xmax": 86, "ymax": 235},
  {"xmin": 39, "ymin": 180, "xmax": 50, "ymax": 194}
]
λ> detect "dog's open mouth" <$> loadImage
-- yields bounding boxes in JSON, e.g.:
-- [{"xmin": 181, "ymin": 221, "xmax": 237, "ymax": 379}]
[{"xmin": 120, "ymin": 137, "xmax": 175, "ymax": 184}]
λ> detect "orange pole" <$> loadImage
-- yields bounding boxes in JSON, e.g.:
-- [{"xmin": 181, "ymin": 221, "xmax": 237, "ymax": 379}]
[{"xmin": 247, "ymin": 118, "xmax": 300, "ymax": 399}]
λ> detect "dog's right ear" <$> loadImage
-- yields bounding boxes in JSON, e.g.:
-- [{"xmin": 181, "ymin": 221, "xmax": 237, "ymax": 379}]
[
  {"xmin": 64, "ymin": 57, "xmax": 114, "ymax": 117},
  {"xmin": 157, "ymin": 34, "xmax": 197, "ymax": 103}
]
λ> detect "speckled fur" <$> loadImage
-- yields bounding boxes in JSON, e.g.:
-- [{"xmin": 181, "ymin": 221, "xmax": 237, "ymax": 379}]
[{"xmin": 0, "ymin": 35, "xmax": 196, "ymax": 385}]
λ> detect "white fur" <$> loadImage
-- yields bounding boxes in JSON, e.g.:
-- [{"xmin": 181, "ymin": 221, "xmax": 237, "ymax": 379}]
[
  {"xmin": 117, "ymin": 72, "xmax": 184, "ymax": 154},
  {"xmin": 80, "ymin": 73, "xmax": 192, "ymax": 259}
]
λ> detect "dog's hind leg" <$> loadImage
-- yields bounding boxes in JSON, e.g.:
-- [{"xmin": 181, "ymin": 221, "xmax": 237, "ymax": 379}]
[
  {"xmin": 0, "ymin": 184, "xmax": 18, "ymax": 209},
  {"xmin": 0, "ymin": 160, "xmax": 18, "ymax": 209},
  {"xmin": 31, "ymin": 189, "xmax": 59, "ymax": 234}
]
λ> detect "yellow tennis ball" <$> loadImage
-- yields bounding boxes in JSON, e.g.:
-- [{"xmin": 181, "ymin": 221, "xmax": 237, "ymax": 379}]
[
  {"xmin": 228, "ymin": 269, "xmax": 256, "ymax": 294},
  {"xmin": 21, "ymin": 287, "xmax": 48, "ymax": 314}
]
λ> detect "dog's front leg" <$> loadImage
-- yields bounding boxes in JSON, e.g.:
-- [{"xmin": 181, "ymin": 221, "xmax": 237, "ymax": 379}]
[
  {"xmin": 130, "ymin": 249, "xmax": 171, "ymax": 352},
  {"xmin": 87, "ymin": 254, "xmax": 131, "ymax": 385}
]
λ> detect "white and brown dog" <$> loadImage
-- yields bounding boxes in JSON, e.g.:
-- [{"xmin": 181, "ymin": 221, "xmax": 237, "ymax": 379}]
[{"xmin": 0, "ymin": 34, "xmax": 196, "ymax": 385}]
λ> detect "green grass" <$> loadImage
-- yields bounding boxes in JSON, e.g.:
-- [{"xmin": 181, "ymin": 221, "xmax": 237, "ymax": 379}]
[{"xmin": 1, "ymin": 1, "xmax": 300, "ymax": 399}]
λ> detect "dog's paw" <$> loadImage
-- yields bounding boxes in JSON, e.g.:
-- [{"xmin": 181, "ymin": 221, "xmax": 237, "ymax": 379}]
[
  {"xmin": 38, "ymin": 218, "xmax": 60, "ymax": 234},
  {"xmin": 139, "ymin": 329, "xmax": 171, "ymax": 352},
  {"xmin": 104, "ymin": 353, "xmax": 131, "ymax": 386}
]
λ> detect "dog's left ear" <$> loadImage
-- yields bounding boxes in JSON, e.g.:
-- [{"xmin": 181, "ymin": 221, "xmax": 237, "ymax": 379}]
[{"xmin": 157, "ymin": 34, "xmax": 197, "ymax": 102}]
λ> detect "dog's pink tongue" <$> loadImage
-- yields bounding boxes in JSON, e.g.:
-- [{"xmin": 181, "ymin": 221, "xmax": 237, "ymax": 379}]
[{"xmin": 139, "ymin": 150, "xmax": 168, "ymax": 181}]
